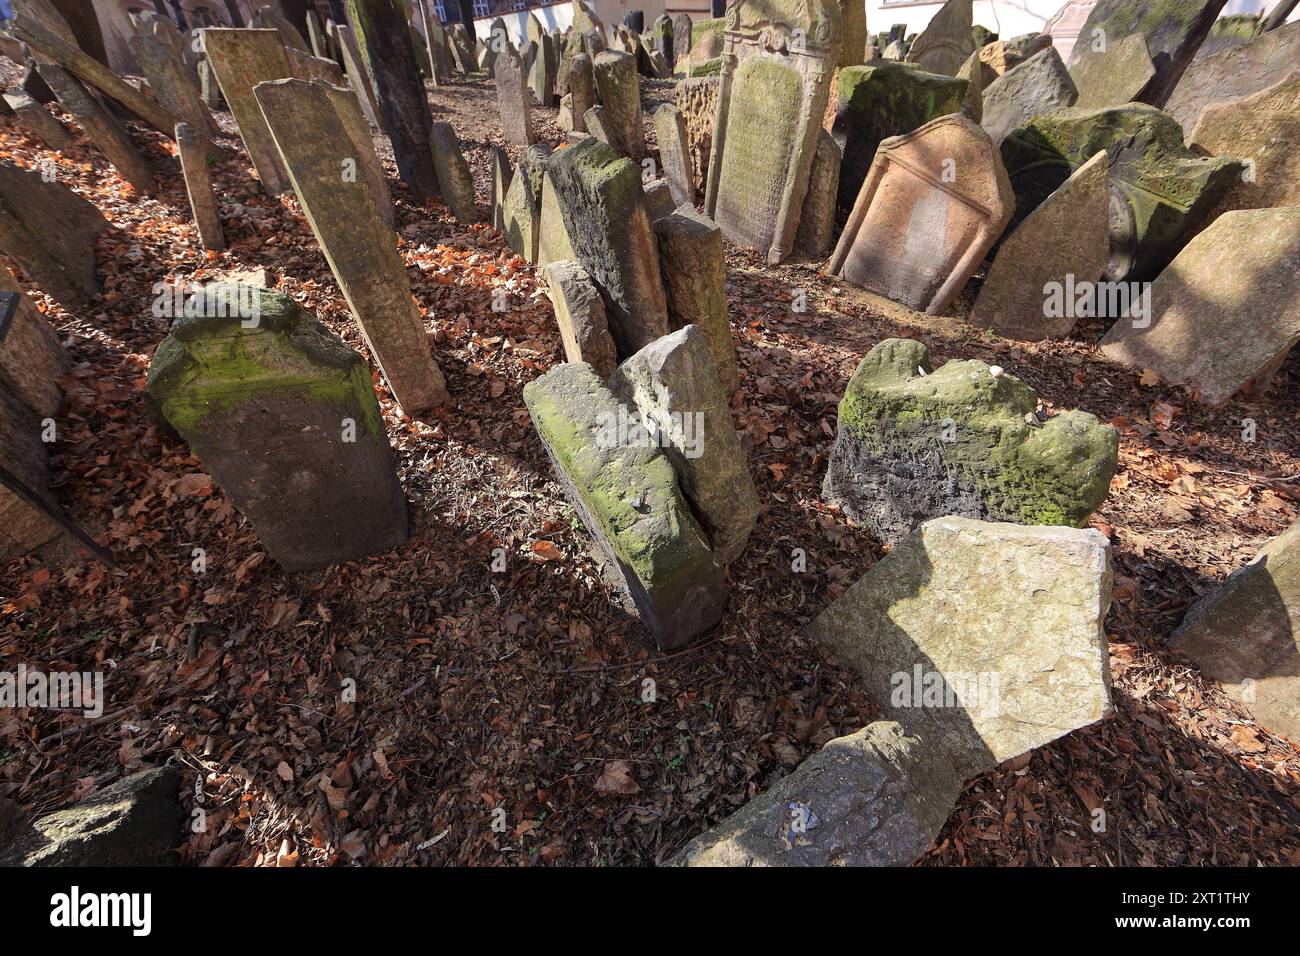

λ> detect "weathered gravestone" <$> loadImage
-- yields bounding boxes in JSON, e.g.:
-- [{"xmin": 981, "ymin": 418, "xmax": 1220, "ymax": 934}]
[
  {"xmin": 823, "ymin": 338, "xmax": 1118, "ymax": 542},
  {"xmin": 795, "ymin": 129, "xmax": 841, "ymax": 259},
  {"xmin": 130, "ymin": 32, "xmax": 220, "ymax": 141},
  {"xmin": 147, "ymin": 285, "xmax": 409, "ymax": 572},
  {"xmin": 501, "ymin": 148, "xmax": 545, "ymax": 263},
  {"xmin": 1100, "ymin": 207, "xmax": 1300, "ymax": 406},
  {"xmin": 0, "ymin": 379, "xmax": 62, "ymax": 559},
  {"xmin": 3, "ymin": 90, "xmax": 72, "ymax": 150},
  {"xmin": 999, "ymin": 104, "xmax": 1243, "ymax": 280},
  {"xmin": 175, "ymin": 122, "xmax": 225, "ymax": 251},
  {"xmin": 673, "ymin": 13, "xmax": 693, "ymax": 69},
  {"xmin": 201, "ymin": 28, "xmax": 294, "ymax": 195},
  {"xmin": 610, "ymin": 325, "xmax": 756, "ymax": 564},
  {"xmin": 538, "ymin": 169, "xmax": 579, "ymax": 267},
  {"xmin": 334, "ymin": 22, "xmax": 381, "ymax": 130},
  {"xmin": 523, "ymin": 361, "xmax": 726, "ymax": 648},
  {"xmin": 316, "ymin": 79, "xmax": 394, "ymax": 228},
  {"xmin": 197, "ymin": 58, "xmax": 222, "ymax": 109},
  {"xmin": 1165, "ymin": 20, "xmax": 1300, "ymax": 130},
  {"xmin": 980, "ymin": 46, "xmax": 1078, "ymax": 144},
  {"xmin": 287, "ymin": 46, "xmax": 348, "ymax": 87},
  {"xmin": 704, "ymin": 0, "xmax": 841, "ymax": 264},
  {"xmin": 448, "ymin": 23, "xmax": 477, "ymax": 74},
  {"xmin": 542, "ymin": 259, "xmax": 617, "ymax": 377},
  {"xmin": 976, "ymin": 33, "xmax": 1052, "ymax": 85},
  {"xmin": 956, "ymin": 49, "xmax": 984, "ymax": 122},
  {"xmin": 346, "ymin": 0, "xmax": 440, "ymax": 202},
  {"xmin": 838, "ymin": 0, "xmax": 867, "ymax": 67},
  {"xmin": 831, "ymin": 62, "xmax": 966, "ymax": 217},
  {"xmin": 547, "ymin": 138, "xmax": 669, "ymax": 357},
  {"xmin": 592, "ymin": 50, "xmax": 644, "ymax": 161},
  {"xmin": 1188, "ymin": 68, "xmax": 1300, "ymax": 218},
  {"xmin": 906, "ymin": 0, "xmax": 974, "ymax": 75},
  {"xmin": 256, "ymin": 3, "xmax": 310, "ymax": 51},
  {"xmin": 495, "ymin": 43, "xmax": 535, "ymax": 147},
  {"xmin": 255, "ymin": 78, "xmax": 449, "ymax": 415},
  {"xmin": 491, "ymin": 146, "xmax": 512, "ymax": 233},
  {"xmin": 38, "ymin": 64, "xmax": 156, "ymax": 194},
  {"xmin": 829, "ymin": 114, "xmax": 1013, "ymax": 315},
  {"xmin": 1065, "ymin": 0, "xmax": 1226, "ymax": 108},
  {"xmin": 531, "ymin": 32, "xmax": 556, "ymax": 106},
  {"xmin": 675, "ymin": 76, "xmax": 718, "ymax": 192},
  {"xmin": 970, "ymin": 150, "xmax": 1109, "ymax": 339},
  {"xmin": 569, "ymin": 52, "xmax": 594, "ymax": 134},
  {"xmin": 1044, "ymin": 0, "xmax": 1098, "ymax": 62},
  {"xmin": 1170, "ymin": 518, "xmax": 1300, "ymax": 743},
  {"xmin": 0, "ymin": 160, "xmax": 108, "ymax": 310},
  {"xmin": 429, "ymin": 122, "xmax": 480, "ymax": 224},
  {"xmin": 653, "ymin": 104, "xmax": 694, "ymax": 207},
  {"xmin": 0, "ymin": 267, "xmax": 68, "ymax": 420},
  {"xmin": 654, "ymin": 205, "xmax": 738, "ymax": 394},
  {"xmin": 1067, "ymin": 30, "xmax": 1154, "ymax": 109}
]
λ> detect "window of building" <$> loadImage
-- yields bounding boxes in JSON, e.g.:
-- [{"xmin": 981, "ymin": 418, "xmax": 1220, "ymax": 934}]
[{"xmin": 473, "ymin": 0, "xmax": 491, "ymax": 16}]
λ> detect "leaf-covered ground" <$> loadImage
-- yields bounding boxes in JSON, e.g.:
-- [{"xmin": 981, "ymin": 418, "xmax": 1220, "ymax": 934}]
[{"xmin": 1, "ymin": 74, "xmax": 1297, "ymax": 867}]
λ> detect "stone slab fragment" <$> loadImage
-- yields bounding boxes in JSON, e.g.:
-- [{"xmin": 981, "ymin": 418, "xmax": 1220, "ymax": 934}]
[
  {"xmin": 980, "ymin": 46, "xmax": 1077, "ymax": 144},
  {"xmin": 0, "ymin": 266, "xmax": 67, "ymax": 420},
  {"xmin": 1068, "ymin": 31, "xmax": 1154, "ymax": 109},
  {"xmin": 542, "ymin": 259, "xmax": 616, "ymax": 378},
  {"xmin": 1166, "ymin": 20, "xmax": 1300, "ymax": 129}
]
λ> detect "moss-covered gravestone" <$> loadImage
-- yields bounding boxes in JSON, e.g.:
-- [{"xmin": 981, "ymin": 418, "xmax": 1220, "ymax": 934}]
[
  {"xmin": 1067, "ymin": 31, "xmax": 1155, "ymax": 110},
  {"xmin": 201, "ymin": 28, "xmax": 294, "ymax": 195},
  {"xmin": 999, "ymin": 104, "xmax": 1243, "ymax": 280},
  {"xmin": 592, "ymin": 50, "xmax": 644, "ymax": 161},
  {"xmin": 523, "ymin": 362, "xmax": 726, "ymax": 648},
  {"xmin": 704, "ymin": 0, "xmax": 841, "ymax": 264},
  {"xmin": 823, "ymin": 339, "xmax": 1118, "ymax": 543},
  {"xmin": 831, "ymin": 62, "xmax": 966, "ymax": 216},
  {"xmin": 147, "ymin": 285, "xmax": 408, "ymax": 573},
  {"xmin": 1165, "ymin": 20, "xmax": 1300, "ymax": 130}
]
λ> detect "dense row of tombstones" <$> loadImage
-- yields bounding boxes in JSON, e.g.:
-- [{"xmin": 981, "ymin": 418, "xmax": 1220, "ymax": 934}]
[{"xmin": 0, "ymin": 0, "xmax": 1296, "ymax": 866}]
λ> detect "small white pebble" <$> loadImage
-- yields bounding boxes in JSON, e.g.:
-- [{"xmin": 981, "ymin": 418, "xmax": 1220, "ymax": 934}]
[
  {"xmin": 916, "ymin": 366, "xmax": 927, "ymax": 376},
  {"xmin": 989, "ymin": 365, "xmax": 1004, "ymax": 378}
]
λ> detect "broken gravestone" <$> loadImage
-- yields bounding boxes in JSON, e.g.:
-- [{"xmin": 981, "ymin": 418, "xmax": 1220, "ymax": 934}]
[
  {"xmin": 502, "ymin": 148, "xmax": 545, "ymax": 264},
  {"xmin": 542, "ymin": 259, "xmax": 617, "ymax": 378},
  {"xmin": 829, "ymin": 114, "xmax": 1013, "ymax": 315},
  {"xmin": 906, "ymin": 0, "xmax": 974, "ymax": 75},
  {"xmin": 3, "ymin": 90, "xmax": 72, "ymax": 150},
  {"xmin": 970, "ymin": 150, "xmax": 1109, "ymax": 339},
  {"xmin": 1170, "ymin": 518, "xmax": 1300, "ymax": 743},
  {"xmin": 980, "ymin": 46, "xmax": 1078, "ymax": 144},
  {"xmin": 1165, "ymin": 20, "xmax": 1300, "ymax": 130},
  {"xmin": 1100, "ymin": 207, "xmax": 1300, "ymax": 407},
  {"xmin": 610, "ymin": 325, "xmax": 757, "ymax": 564},
  {"xmin": 523, "ymin": 361, "xmax": 726, "ymax": 648},
  {"xmin": 704, "ymin": 0, "xmax": 841, "ymax": 264},
  {"xmin": 1067, "ymin": 31, "xmax": 1155, "ymax": 109},
  {"xmin": 823, "ymin": 339, "xmax": 1118, "ymax": 542},
  {"xmin": 147, "ymin": 284, "xmax": 409, "ymax": 572},
  {"xmin": 999, "ymin": 104, "xmax": 1242, "ymax": 280},
  {"xmin": 592, "ymin": 50, "xmax": 645, "ymax": 161}
]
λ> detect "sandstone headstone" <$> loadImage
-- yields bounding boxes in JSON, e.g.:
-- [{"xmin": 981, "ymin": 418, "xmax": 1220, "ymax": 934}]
[
  {"xmin": 569, "ymin": 52, "xmax": 594, "ymax": 134},
  {"xmin": 318, "ymin": 79, "xmax": 394, "ymax": 228},
  {"xmin": 610, "ymin": 325, "xmax": 755, "ymax": 564},
  {"xmin": 3, "ymin": 90, "xmax": 72, "ymax": 150},
  {"xmin": 1066, "ymin": 0, "xmax": 1226, "ymax": 107},
  {"xmin": 957, "ymin": 50, "xmax": 984, "ymax": 122},
  {"xmin": 980, "ymin": 46, "xmax": 1077, "ymax": 144},
  {"xmin": 175, "ymin": 121, "xmax": 225, "ymax": 251},
  {"xmin": 523, "ymin": 361, "xmax": 726, "ymax": 648},
  {"xmin": 198, "ymin": 57, "xmax": 222, "ymax": 109},
  {"xmin": 429, "ymin": 121, "xmax": 479, "ymax": 224},
  {"xmin": 653, "ymin": 104, "xmax": 693, "ymax": 207},
  {"xmin": 39, "ymin": 64, "xmax": 155, "ymax": 193},
  {"xmin": 1100, "ymin": 207, "xmax": 1300, "ymax": 406},
  {"xmin": 335, "ymin": 23, "xmax": 381, "ymax": 130},
  {"xmin": 496, "ymin": 43, "xmax": 534, "ymax": 147},
  {"xmin": 704, "ymin": 0, "xmax": 841, "ymax": 264},
  {"xmin": 830, "ymin": 114, "xmax": 1013, "ymax": 314},
  {"xmin": 0, "ymin": 267, "xmax": 67, "ymax": 420},
  {"xmin": 501, "ymin": 155, "xmax": 542, "ymax": 263},
  {"xmin": 971, "ymin": 151, "xmax": 1109, "ymax": 339},
  {"xmin": 1165, "ymin": 20, "xmax": 1300, "ymax": 130},
  {"xmin": 130, "ymin": 31, "xmax": 219, "ymax": 140},
  {"xmin": 999, "ymin": 104, "xmax": 1243, "ymax": 280},
  {"xmin": 823, "ymin": 339, "xmax": 1118, "ymax": 541},
  {"xmin": 255, "ymin": 3, "xmax": 310, "ymax": 51},
  {"xmin": 287, "ymin": 46, "xmax": 348, "ymax": 86},
  {"xmin": 807, "ymin": 516, "xmax": 1114, "ymax": 778},
  {"xmin": 1068, "ymin": 31, "xmax": 1155, "ymax": 109},
  {"xmin": 593, "ymin": 50, "xmax": 644, "ymax": 161},
  {"xmin": 547, "ymin": 137, "xmax": 669, "ymax": 356},
  {"xmin": 1045, "ymin": 0, "xmax": 1098, "ymax": 62},
  {"xmin": 201, "ymin": 28, "xmax": 294, "ymax": 195},
  {"xmin": 255, "ymin": 78, "xmax": 449, "ymax": 414},
  {"xmin": 538, "ymin": 170, "xmax": 580, "ymax": 267},
  {"xmin": 673, "ymin": 13, "xmax": 693, "ymax": 69},
  {"xmin": 0, "ymin": 378, "xmax": 61, "ymax": 558},
  {"xmin": 977, "ymin": 33, "xmax": 1053, "ymax": 84},
  {"xmin": 831, "ymin": 62, "xmax": 966, "ymax": 216},
  {"xmin": 530, "ymin": 32, "xmax": 556, "ymax": 106},
  {"xmin": 542, "ymin": 259, "xmax": 616, "ymax": 377},
  {"xmin": 795, "ymin": 128, "xmax": 841, "ymax": 259},
  {"xmin": 1170, "ymin": 518, "xmax": 1300, "ymax": 743},
  {"xmin": 906, "ymin": 0, "xmax": 974, "ymax": 75},
  {"xmin": 147, "ymin": 284, "xmax": 409, "ymax": 571},
  {"xmin": 674, "ymin": 76, "xmax": 718, "ymax": 194}
]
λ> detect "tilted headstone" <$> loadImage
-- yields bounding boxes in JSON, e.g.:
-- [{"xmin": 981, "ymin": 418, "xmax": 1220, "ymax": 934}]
[
  {"xmin": 906, "ymin": 0, "xmax": 974, "ymax": 75},
  {"xmin": 501, "ymin": 153, "xmax": 543, "ymax": 263},
  {"xmin": 287, "ymin": 46, "xmax": 348, "ymax": 87},
  {"xmin": 1188, "ymin": 69, "xmax": 1300, "ymax": 218},
  {"xmin": 538, "ymin": 170, "xmax": 579, "ymax": 267},
  {"xmin": 829, "ymin": 114, "xmax": 1013, "ymax": 314},
  {"xmin": 491, "ymin": 146, "xmax": 512, "ymax": 233},
  {"xmin": 653, "ymin": 205, "xmax": 737, "ymax": 394},
  {"xmin": 980, "ymin": 46, "xmax": 1077, "ymax": 144},
  {"xmin": 583, "ymin": 105, "xmax": 610, "ymax": 145},
  {"xmin": 1165, "ymin": 20, "xmax": 1300, "ymax": 130},
  {"xmin": 0, "ymin": 160, "xmax": 108, "ymax": 310},
  {"xmin": 704, "ymin": 0, "xmax": 841, "ymax": 264},
  {"xmin": 830, "ymin": 62, "xmax": 965, "ymax": 217},
  {"xmin": 569, "ymin": 52, "xmax": 594, "ymax": 134},
  {"xmin": 130, "ymin": 32, "xmax": 220, "ymax": 141},
  {"xmin": 38, "ymin": 64, "xmax": 156, "ymax": 194},
  {"xmin": 956, "ymin": 49, "xmax": 984, "ymax": 122},
  {"xmin": 448, "ymin": 23, "xmax": 476, "ymax": 75},
  {"xmin": 0, "ymin": 266, "xmax": 68, "ymax": 420},
  {"xmin": 317, "ymin": 79, "xmax": 393, "ymax": 228},
  {"xmin": 977, "ymin": 33, "xmax": 1052, "ymax": 84},
  {"xmin": 197, "ymin": 57, "xmax": 222, "ymax": 109},
  {"xmin": 429, "ymin": 121, "xmax": 480, "ymax": 224},
  {"xmin": 1044, "ymin": 0, "xmax": 1098, "ymax": 62},
  {"xmin": 495, "ymin": 43, "xmax": 535, "ymax": 147},
  {"xmin": 1170, "ymin": 518, "xmax": 1300, "ymax": 743},
  {"xmin": 546, "ymin": 138, "xmax": 669, "ymax": 357},
  {"xmin": 175, "ymin": 122, "xmax": 225, "ymax": 251},
  {"xmin": 672, "ymin": 13, "xmax": 693, "ymax": 69},
  {"xmin": 653, "ymin": 104, "xmax": 693, "ymax": 207},
  {"xmin": 970, "ymin": 150, "xmax": 1109, "ymax": 339},
  {"xmin": 795, "ymin": 128, "xmax": 841, "ymax": 259},
  {"xmin": 651, "ymin": 13, "xmax": 674, "ymax": 65},
  {"xmin": 306, "ymin": 9, "xmax": 327, "ymax": 58},
  {"xmin": 21, "ymin": 63, "xmax": 55, "ymax": 105},
  {"xmin": 335, "ymin": 22, "xmax": 381, "ymax": 130},
  {"xmin": 610, "ymin": 325, "xmax": 756, "ymax": 564},
  {"xmin": 523, "ymin": 361, "xmax": 726, "ymax": 648},
  {"xmin": 1065, "ymin": 0, "xmax": 1226, "ymax": 107},
  {"xmin": 255, "ymin": 4, "xmax": 310, "ymax": 51},
  {"xmin": 592, "ymin": 50, "xmax": 644, "ymax": 161},
  {"xmin": 1067, "ymin": 30, "xmax": 1154, "ymax": 109},
  {"xmin": 999, "ymin": 104, "xmax": 1243, "ymax": 280},
  {"xmin": 3, "ymin": 90, "xmax": 72, "ymax": 150},
  {"xmin": 542, "ymin": 259, "xmax": 617, "ymax": 377},
  {"xmin": 201, "ymin": 28, "xmax": 294, "ymax": 195},
  {"xmin": 146, "ymin": 284, "xmax": 409, "ymax": 572},
  {"xmin": 530, "ymin": 32, "xmax": 556, "ymax": 105},
  {"xmin": 255, "ymin": 77, "xmax": 449, "ymax": 415},
  {"xmin": 1100, "ymin": 207, "xmax": 1300, "ymax": 407},
  {"xmin": 823, "ymin": 339, "xmax": 1118, "ymax": 542}
]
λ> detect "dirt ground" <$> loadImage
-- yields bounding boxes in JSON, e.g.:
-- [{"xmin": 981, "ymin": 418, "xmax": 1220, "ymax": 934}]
[{"xmin": 1, "ymin": 74, "xmax": 1297, "ymax": 867}]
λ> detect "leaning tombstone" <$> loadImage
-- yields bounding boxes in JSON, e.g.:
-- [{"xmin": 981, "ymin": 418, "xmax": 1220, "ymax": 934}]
[
  {"xmin": 592, "ymin": 50, "xmax": 644, "ymax": 160},
  {"xmin": 38, "ymin": 64, "xmax": 156, "ymax": 194},
  {"xmin": 255, "ymin": 77, "xmax": 449, "ymax": 415},
  {"xmin": 795, "ymin": 129, "xmax": 841, "ymax": 259},
  {"xmin": 905, "ymin": 0, "xmax": 974, "ymax": 75},
  {"xmin": 703, "ymin": 0, "xmax": 841, "ymax": 263},
  {"xmin": 0, "ymin": 266, "xmax": 68, "ymax": 420},
  {"xmin": 318, "ymin": 80, "xmax": 393, "ymax": 228},
  {"xmin": 653, "ymin": 104, "xmax": 693, "ymax": 207},
  {"xmin": 496, "ymin": 42, "xmax": 535, "ymax": 147},
  {"xmin": 130, "ymin": 32, "xmax": 220, "ymax": 140},
  {"xmin": 335, "ymin": 22, "xmax": 382, "ymax": 130},
  {"xmin": 501, "ymin": 156, "xmax": 542, "ymax": 263},
  {"xmin": 3, "ymin": 90, "xmax": 72, "ymax": 150},
  {"xmin": 175, "ymin": 122, "xmax": 225, "ymax": 251},
  {"xmin": 146, "ymin": 284, "xmax": 410, "ymax": 573},
  {"xmin": 492, "ymin": 146, "xmax": 512, "ymax": 233},
  {"xmin": 538, "ymin": 170, "xmax": 579, "ymax": 266},
  {"xmin": 541, "ymin": 259, "xmax": 617, "ymax": 377},
  {"xmin": 569, "ymin": 52, "xmax": 594, "ymax": 134},
  {"xmin": 1165, "ymin": 20, "xmax": 1300, "ymax": 130},
  {"xmin": 830, "ymin": 114, "xmax": 1013, "ymax": 314},
  {"xmin": 1067, "ymin": 31, "xmax": 1154, "ymax": 109},
  {"xmin": 0, "ymin": 379, "xmax": 62, "ymax": 560},
  {"xmin": 980, "ymin": 46, "xmax": 1077, "ymax": 144},
  {"xmin": 429, "ymin": 121, "xmax": 480, "ymax": 224}
]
